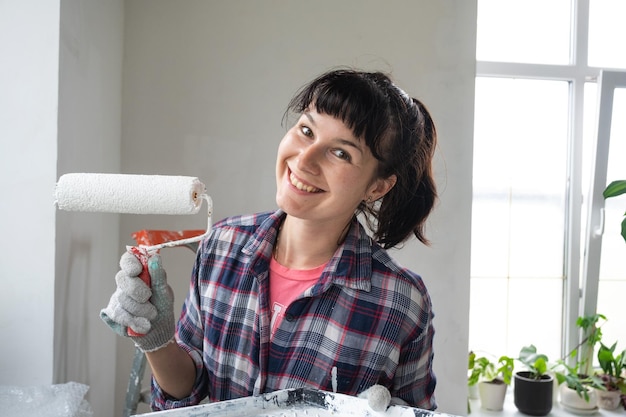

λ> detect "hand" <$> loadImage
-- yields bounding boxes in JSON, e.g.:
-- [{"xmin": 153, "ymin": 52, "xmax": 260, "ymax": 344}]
[
  {"xmin": 358, "ymin": 384, "xmax": 392, "ymax": 412},
  {"xmin": 100, "ymin": 250, "xmax": 175, "ymax": 352}
]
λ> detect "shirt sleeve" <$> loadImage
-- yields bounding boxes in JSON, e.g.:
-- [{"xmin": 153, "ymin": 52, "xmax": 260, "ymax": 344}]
[
  {"xmin": 150, "ymin": 342, "xmax": 208, "ymax": 410},
  {"xmin": 392, "ymin": 302, "xmax": 437, "ymax": 410}
]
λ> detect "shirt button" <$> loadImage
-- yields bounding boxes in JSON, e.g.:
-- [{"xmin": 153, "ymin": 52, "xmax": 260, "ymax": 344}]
[{"xmin": 284, "ymin": 314, "xmax": 295, "ymax": 322}]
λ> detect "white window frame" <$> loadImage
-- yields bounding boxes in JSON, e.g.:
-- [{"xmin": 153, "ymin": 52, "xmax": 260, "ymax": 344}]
[{"xmin": 581, "ymin": 70, "xmax": 626, "ymax": 320}]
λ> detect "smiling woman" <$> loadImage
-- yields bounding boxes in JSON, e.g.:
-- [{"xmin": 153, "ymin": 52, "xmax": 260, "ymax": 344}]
[{"xmin": 99, "ymin": 68, "xmax": 440, "ymax": 412}]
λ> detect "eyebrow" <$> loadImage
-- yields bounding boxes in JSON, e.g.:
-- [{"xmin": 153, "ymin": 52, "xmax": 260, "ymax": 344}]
[{"xmin": 303, "ymin": 112, "xmax": 365, "ymax": 155}]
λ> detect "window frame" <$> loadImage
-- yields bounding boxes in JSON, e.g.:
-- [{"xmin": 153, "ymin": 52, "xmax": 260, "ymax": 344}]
[{"xmin": 581, "ymin": 70, "xmax": 626, "ymax": 321}]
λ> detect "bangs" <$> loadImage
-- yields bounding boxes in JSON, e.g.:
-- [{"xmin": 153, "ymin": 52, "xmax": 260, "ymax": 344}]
[{"xmin": 285, "ymin": 70, "xmax": 394, "ymax": 160}]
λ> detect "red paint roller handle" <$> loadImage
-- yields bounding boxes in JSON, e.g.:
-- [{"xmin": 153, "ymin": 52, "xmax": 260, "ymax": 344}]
[{"xmin": 128, "ymin": 246, "xmax": 151, "ymax": 337}]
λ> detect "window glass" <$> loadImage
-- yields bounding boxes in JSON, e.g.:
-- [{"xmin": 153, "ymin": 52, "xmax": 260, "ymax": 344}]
[
  {"xmin": 596, "ymin": 87, "xmax": 626, "ymax": 347},
  {"xmin": 470, "ymin": 77, "xmax": 569, "ymax": 359},
  {"xmin": 588, "ymin": 0, "xmax": 626, "ymax": 69},
  {"xmin": 476, "ymin": 0, "xmax": 571, "ymax": 64},
  {"xmin": 581, "ymin": 83, "xmax": 626, "ymax": 354}
]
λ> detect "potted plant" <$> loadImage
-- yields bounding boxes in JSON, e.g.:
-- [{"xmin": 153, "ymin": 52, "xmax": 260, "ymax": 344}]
[
  {"xmin": 554, "ymin": 358, "xmax": 603, "ymax": 412},
  {"xmin": 467, "ymin": 351, "xmax": 479, "ymax": 401},
  {"xmin": 550, "ymin": 314, "xmax": 610, "ymax": 412},
  {"xmin": 514, "ymin": 345, "xmax": 554, "ymax": 416},
  {"xmin": 468, "ymin": 351, "xmax": 514, "ymax": 411},
  {"xmin": 595, "ymin": 341, "xmax": 626, "ymax": 410},
  {"xmin": 603, "ymin": 180, "xmax": 626, "ymax": 243}
]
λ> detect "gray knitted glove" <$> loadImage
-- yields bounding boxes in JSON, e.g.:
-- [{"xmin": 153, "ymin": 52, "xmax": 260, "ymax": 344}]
[
  {"xmin": 358, "ymin": 384, "xmax": 392, "ymax": 412},
  {"xmin": 100, "ymin": 250, "xmax": 175, "ymax": 352}
]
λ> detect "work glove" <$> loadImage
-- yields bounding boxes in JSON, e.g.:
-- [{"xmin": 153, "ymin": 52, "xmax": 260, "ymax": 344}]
[
  {"xmin": 358, "ymin": 384, "xmax": 392, "ymax": 412},
  {"xmin": 100, "ymin": 250, "xmax": 175, "ymax": 352},
  {"xmin": 358, "ymin": 384, "xmax": 410, "ymax": 411}
]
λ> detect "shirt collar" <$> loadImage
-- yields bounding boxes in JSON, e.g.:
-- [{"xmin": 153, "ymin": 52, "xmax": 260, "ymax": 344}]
[{"xmin": 243, "ymin": 210, "xmax": 373, "ymax": 292}]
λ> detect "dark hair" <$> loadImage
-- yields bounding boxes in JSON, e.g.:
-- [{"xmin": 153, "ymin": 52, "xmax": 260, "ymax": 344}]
[{"xmin": 284, "ymin": 68, "xmax": 437, "ymax": 249}]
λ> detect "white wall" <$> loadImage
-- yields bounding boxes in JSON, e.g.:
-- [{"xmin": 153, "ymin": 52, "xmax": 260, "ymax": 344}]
[
  {"xmin": 119, "ymin": 1, "xmax": 476, "ymax": 416},
  {"xmin": 0, "ymin": 0, "xmax": 60, "ymax": 386},
  {"xmin": 1, "ymin": 0, "xmax": 122, "ymax": 416}
]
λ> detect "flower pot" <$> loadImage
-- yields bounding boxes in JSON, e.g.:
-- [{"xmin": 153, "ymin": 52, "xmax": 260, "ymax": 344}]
[
  {"xmin": 559, "ymin": 383, "xmax": 598, "ymax": 412},
  {"xmin": 514, "ymin": 371, "xmax": 554, "ymax": 416},
  {"xmin": 478, "ymin": 379, "xmax": 507, "ymax": 411},
  {"xmin": 595, "ymin": 389, "xmax": 622, "ymax": 410},
  {"xmin": 468, "ymin": 383, "xmax": 479, "ymax": 400}
]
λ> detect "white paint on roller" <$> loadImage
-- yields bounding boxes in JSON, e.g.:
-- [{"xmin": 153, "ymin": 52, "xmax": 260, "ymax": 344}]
[{"xmin": 54, "ymin": 173, "xmax": 207, "ymax": 215}]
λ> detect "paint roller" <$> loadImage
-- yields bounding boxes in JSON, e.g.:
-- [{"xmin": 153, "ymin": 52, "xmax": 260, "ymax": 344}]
[{"xmin": 54, "ymin": 172, "xmax": 213, "ymax": 336}]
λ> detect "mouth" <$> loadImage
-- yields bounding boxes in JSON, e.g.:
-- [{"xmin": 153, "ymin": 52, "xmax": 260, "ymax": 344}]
[{"xmin": 289, "ymin": 170, "xmax": 323, "ymax": 193}]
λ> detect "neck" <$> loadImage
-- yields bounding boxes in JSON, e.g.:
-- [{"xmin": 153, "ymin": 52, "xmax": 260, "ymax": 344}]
[{"xmin": 273, "ymin": 216, "xmax": 351, "ymax": 269}]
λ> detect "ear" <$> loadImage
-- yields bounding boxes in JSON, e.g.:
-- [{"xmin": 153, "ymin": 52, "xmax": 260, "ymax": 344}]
[{"xmin": 366, "ymin": 174, "xmax": 397, "ymax": 202}]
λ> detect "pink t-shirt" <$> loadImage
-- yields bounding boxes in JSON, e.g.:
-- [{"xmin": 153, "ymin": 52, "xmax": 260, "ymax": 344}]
[{"xmin": 269, "ymin": 257, "xmax": 326, "ymax": 337}]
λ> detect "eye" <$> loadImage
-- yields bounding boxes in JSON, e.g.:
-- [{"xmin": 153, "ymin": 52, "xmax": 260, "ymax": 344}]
[
  {"xmin": 331, "ymin": 148, "xmax": 352, "ymax": 162},
  {"xmin": 300, "ymin": 125, "xmax": 313, "ymax": 137}
]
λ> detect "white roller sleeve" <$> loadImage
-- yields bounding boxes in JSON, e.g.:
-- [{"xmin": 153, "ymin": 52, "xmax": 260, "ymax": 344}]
[{"xmin": 55, "ymin": 173, "xmax": 206, "ymax": 215}]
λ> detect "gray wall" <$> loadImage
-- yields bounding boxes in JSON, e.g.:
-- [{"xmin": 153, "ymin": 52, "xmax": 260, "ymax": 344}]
[
  {"xmin": 0, "ymin": 1, "xmax": 476, "ymax": 417},
  {"xmin": 56, "ymin": 0, "xmax": 125, "ymax": 414}
]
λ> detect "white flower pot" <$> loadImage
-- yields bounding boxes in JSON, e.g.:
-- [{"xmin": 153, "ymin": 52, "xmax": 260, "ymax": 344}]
[
  {"xmin": 595, "ymin": 389, "xmax": 622, "ymax": 410},
  {"xmin": 468, "ymin": 383, "xmax": 479, "ymax": 400},
  {"xmin": 479, "ymin": 380, "xmax": 507, "ymax": 411},
  {"xmin": 559, "ymin": 383, "xmax": 598, "ymax": 412}
]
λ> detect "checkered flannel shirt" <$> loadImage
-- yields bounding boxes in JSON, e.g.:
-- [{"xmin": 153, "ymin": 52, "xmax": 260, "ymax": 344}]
[{"xmin": 151, "ymin": 210, "xmax": 436, "ymax": 411}]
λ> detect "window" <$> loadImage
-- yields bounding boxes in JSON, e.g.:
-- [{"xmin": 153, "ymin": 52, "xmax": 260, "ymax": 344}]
[
  {"xmin": 470, "ymin": 0, "xmax": 626, "ymax": 364},
  {"xmin": 581, "ymin": 74, "xmax": 626, "ymax": 348}
]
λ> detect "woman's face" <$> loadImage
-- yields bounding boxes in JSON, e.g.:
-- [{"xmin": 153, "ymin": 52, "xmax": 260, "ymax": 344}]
[{"xmin": 275, "ymin": 109, "xmax": 395, "ymax": 226}]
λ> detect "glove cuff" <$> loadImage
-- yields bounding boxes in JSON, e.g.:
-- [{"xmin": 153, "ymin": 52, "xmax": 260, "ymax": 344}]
[
  {"xmin": 132, "ymin": 316, "xmax": 175, "ymax": 352},
  {"xmin": 136, "ymin": 336, "xmax": 175, "ymax": 353}
]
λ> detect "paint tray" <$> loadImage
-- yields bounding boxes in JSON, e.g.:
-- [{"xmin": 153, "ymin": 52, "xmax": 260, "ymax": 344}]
[{"xmin": 138, "ymin": 388, "xmax": 453, "ymax": 417}]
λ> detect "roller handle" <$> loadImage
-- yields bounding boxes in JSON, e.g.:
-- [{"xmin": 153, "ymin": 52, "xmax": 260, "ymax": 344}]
[{"xmin": 128, "ymin": 246, "xmax": 151, "ymax": 337}]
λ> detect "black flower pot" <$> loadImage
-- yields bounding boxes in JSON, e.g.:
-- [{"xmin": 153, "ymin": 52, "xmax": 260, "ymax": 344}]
[{"xmin": 514, "ymin": 371, "xmax": 554, "ymax": 416}]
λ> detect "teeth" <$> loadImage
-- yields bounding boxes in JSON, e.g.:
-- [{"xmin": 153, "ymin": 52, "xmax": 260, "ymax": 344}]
[{"xmin": 290, "ymin": 172, "xmax": 320, "ymax": 193}]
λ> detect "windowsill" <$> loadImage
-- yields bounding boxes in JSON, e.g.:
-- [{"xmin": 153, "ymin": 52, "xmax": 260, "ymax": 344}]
[{"xmin": 469, "ymin": 392, "xmax": 625, "ymax": 417}]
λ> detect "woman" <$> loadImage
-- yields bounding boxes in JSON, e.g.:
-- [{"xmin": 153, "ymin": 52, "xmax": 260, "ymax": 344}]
[{"xmin": 101, "ymin": 68, "xmax": 438, "ymax": 411}]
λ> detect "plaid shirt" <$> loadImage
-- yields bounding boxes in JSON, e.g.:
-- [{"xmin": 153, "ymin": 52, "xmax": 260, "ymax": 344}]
[{"xmin": 151, "ymin": 210, "xmax": 436, "ymax": 410}]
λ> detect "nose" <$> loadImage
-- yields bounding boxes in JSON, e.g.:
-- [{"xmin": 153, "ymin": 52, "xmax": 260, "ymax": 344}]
[{"xmin": 296, "ymin": 142, "xmax": 322, "ymax": 175}]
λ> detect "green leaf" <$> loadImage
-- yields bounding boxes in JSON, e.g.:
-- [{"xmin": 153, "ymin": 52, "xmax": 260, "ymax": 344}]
[
  {"xmin": 468, "ymin": 351, "xmax": 476, "ymax": 369},
  {"xmin": 602, "ymin": 181, "xmax": 626, "ymax": 243},
  {"xmin": 518, "ymin": 345, "xmax": 549, "ymax": 378},
  {"xmin": 597, "ymin": 342, "xmax": 626, "ymax": 378},
  {"xmin": 497, "ymin": 356, "xmax": 515, "ymax": 385},
  {"xmin": 468, "ymin": 353, "xmax": 515, "ymax": 386},
  {"xmin": 534, "ymin": 357, "xmax": 547, "ymax": 376},
  {"xmin": 603, "ymin": 180, "xmax": 626, "ymax": 198}
]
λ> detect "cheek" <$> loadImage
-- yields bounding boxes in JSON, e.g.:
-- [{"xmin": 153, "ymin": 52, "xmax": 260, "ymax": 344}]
[
  {"xmin": 334, "ymin": 171, "xmax": 369, "ymax": 197},
  {"xmin": 275, "ymin": 137, "xmax": 290, "ymax": 167},
  {"xmin": 338, "ymin": 169, "xmax": 380, "ymax": 199}
]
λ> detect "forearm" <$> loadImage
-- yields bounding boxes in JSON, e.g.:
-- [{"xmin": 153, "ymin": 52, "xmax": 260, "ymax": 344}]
[{"xmin": 146, "ymin": 342, "xmax": 196, "ymax": 399}]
